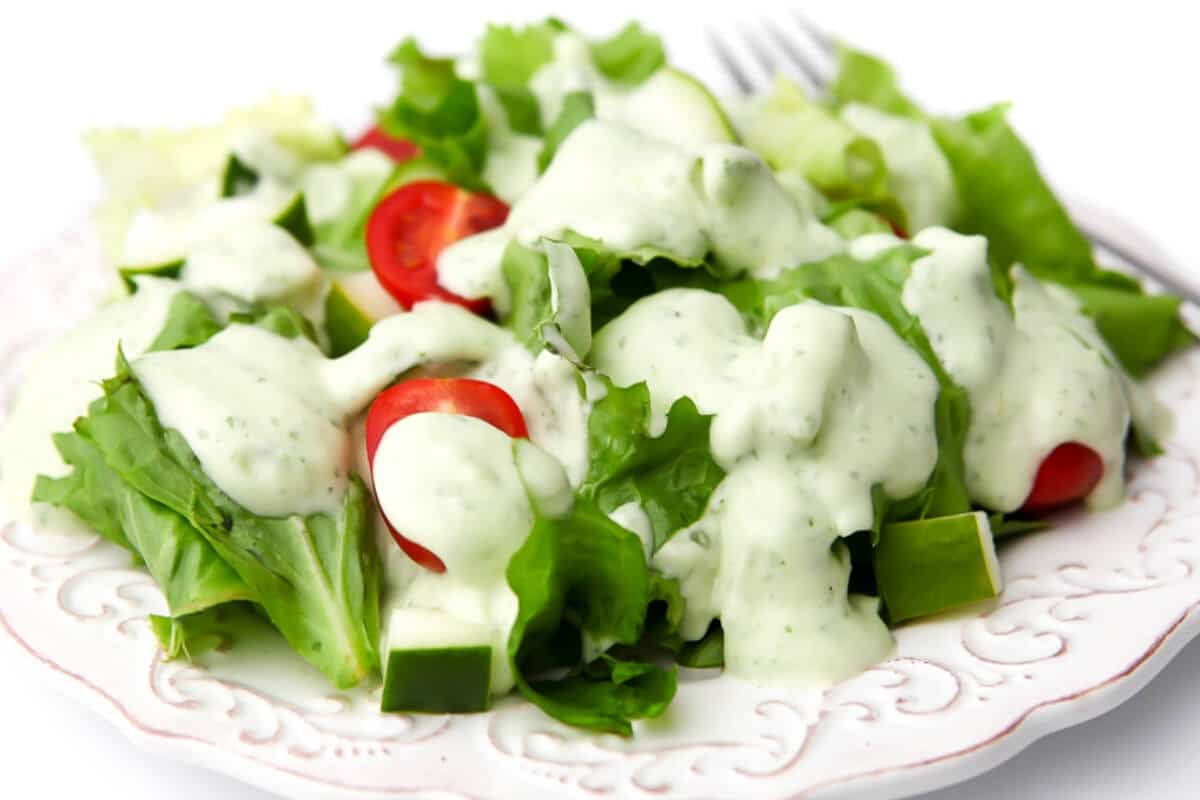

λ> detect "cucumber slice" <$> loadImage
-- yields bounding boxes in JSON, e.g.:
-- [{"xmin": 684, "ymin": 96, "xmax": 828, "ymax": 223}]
[
  {"xmin": 324, "ymin": 271, "xmax": 403, "ymax": 356},
  {"xmin": 874, "ymin": 511, "xmax": 1002, "ymax": 623},
  {"xmin": 273, "ymin": 193, "xmax": 315, "ymax": 246},
  {"xmin": 617, "ymin": 68, "xmax": 739, "ymax": 148},
  {"xmin": 380, "ymin": 607, "xmax": 493, "ymax": 714},
  {"xmin": 118, "ymin": 258, "xmax": 184, "ymax": 292},
  {"xmin": 220, "ymin": 154, "xmax": 260, "ymax": 198}
]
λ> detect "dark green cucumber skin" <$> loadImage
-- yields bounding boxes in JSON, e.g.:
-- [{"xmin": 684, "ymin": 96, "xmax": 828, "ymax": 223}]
[
  {"xmin": 381, "ymin": 646, "xmax": 492, "ymax": 714},
  {"xmin": 118, "ymin": 259, "xmax": 184, "ymax": 292},
  {"xmin": 323, "ymin": 288, "xmax": 373, "ymax": 357}
]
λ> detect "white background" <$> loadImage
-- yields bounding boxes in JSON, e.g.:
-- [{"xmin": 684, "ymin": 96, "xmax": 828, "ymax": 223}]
[{"xmin": 1, "ymin": 1, "xmax": 1198, "ymax": 797}]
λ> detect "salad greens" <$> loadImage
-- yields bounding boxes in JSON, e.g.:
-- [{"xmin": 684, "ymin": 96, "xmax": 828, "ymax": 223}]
[
  {"xmin": 506, "ymin": 498, "xmax": 675, "ymax": 736},
  {"xmin": 17, "ymin": 16, "xmax": 1191, "ymax": 738},
  {"xmin": 830, "ymin": 46, "xmax": 1194, "ymax": 376},
  {"xmin": 582, "ymin": 380, "xmax": 725, "ymax": 551},
  {"xmin": 35, "ymin": 296, "xmax": 380, "ymax": 688}
]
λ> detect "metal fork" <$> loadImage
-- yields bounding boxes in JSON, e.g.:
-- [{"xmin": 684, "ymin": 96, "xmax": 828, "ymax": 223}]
[{"xmin": 706, "ymin": 12, "xmax": 1198, "ymax": 302}]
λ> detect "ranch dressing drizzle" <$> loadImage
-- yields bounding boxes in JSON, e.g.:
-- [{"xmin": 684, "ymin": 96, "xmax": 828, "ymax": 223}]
[
  {"xmin": 373, "ymin": 413, "xmax": 571, "ymax": 696},
  {"xmin": 592, "ymin": 288, "xmax": 940, "ymax": 685},
  {"xmin": 900, "ymin": 227, "xmax": 1152, "ymax": 511}
]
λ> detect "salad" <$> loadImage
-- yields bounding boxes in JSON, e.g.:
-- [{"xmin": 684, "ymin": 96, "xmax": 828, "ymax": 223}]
[{"xmin": 0, "ymin": 18, "xmax": 1192, "ymax": 737}]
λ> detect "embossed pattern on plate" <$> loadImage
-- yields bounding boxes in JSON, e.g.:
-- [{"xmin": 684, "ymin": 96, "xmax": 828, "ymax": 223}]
[{"xmin": 2, "ymin": 225, "xmax": 1199, "ymax": 800}]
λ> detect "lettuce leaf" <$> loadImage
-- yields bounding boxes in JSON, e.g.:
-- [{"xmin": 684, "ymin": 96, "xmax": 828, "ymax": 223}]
[
  {"xmin": 479, "ymin": 22, "xmax": 558, "ymax": 88},
  {"xmin": 537, "ymin": 91, "xmax": 595, "ymax": 173},
  {"xmin": 929, "ymin": 105, "xmax": 1194, "ymax": 375},
  {"xmin": 830, "ymin": 47, "xmax": 1194, "ymax": 376},
  {"xmin": 581, "ymin": 380, "xmax": 725, "ymax": 550},
  {"xmin": 32, "ymin": 296, "xmax": 249, "ymax": 616},
  {"xmin": 64, "ymin": 355, "xmax": 379, "ymax": 688},
  {"xmin": 381, "ymin": 40, "xmax": 490, "ymax": 191},
  {"xmin": 506, "ymin": 498, "xmax": 675, "ymax": 736},
  {"xmin": 831, "ymin": 47, "xmax": 923, "ymax": 119},
  {"xmin": 148, "ymin": 292, "xmax": 224, "ymax": 351},
  {"xmin": 589, "ymin": 22, "xmax": 666, "ymax": 85},
  {"xmin": 86, "ymin": 95, "xmax": 345, "ymax": 263},
  {"xmin": 721, "ymin": 245, "xmax": 972, "ymax": 524},
  {"xmin": 743, "ymin": 77, "xmax": 900, "ymax": 225},
  {"xmin": 150, "ymin": 602, "xmax": 270, "ymax": 660},
  {"xmin": 501, "ymin": 238, "xmax": 621, "ymax": 357}
]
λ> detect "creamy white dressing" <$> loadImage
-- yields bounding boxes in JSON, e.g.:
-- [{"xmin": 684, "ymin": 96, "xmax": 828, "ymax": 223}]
[
  {"xmin": 901, "ymin": 227, "xmax": 1140, "ymax": 511},
  {"xmin": 476, "ymin": 86, "xmax": 543, "ymax": 204},
  {"xmin": 373, "ymin": 413, "xmax": 571, "ymax": 695},
  {"xmin": 470, "ymin": 347, "xmax": 593, "ymax": 487},
  {"xmin": 180, "ymin": 220, "xmax": 326, "ymax": 323},
  {"xmin": 529, "ymin": 33, "xmax": 733, "ymax": 149},
  {"xmin": 0, "ymin": 278, "xmax": 182, "ymax": 529},
  {"xmin": 120, "ymin": 179, "xmax": 297, "ymax": 267},
  {"xmin": 438, "ymin": 120, "xmax": 842, "ymax": 304},
  {"xmin": 130, "ymin": 300, "xmax": 593, "ymax": 518},
  {"xmin": 592, "ymin": 289, "xmax": 939, "ymax": 684},
  {"xmin": 300, "ymin": 148, "xmax": 393, "ymax": 225},
  {"xmin": 132, "ymin": 303, "xmax": 508, "ymax": 516},
  {"xmin": 840, "ymin": 103, "xmax": 960, "ymax": 233}
]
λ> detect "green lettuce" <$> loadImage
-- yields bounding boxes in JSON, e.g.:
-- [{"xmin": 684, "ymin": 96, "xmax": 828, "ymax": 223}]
[
  {"xmin": 85, "ymin": 95, "xmax": 345, "ymax": 263},
  {"xmin": 501, "ymin": 238, "xmax": 624, "ymax": 357},
  {"xmin": 150, "ymin": 602, "xmax": 270, "ymax": 660},
  {"xmin": 581, "ymin": 380, "xmax": 725, "ymax": 551},
  {"xmin": 478, "ymin": 21, "xmax": 560, "ymax": 135},
  {"xmin": 929, "ymin": 105, "xmax": 1194, "ymax": 375},
  {"xmin": 743, "ymin": 77, "xmax": 900, "ymax": 225},
  {"xmin": 537, "ymin": 91, "xmax": 595, "ymax": 172},
  {"xmin": 43, "ymin": 350, "xmax": 379, "ymax": 688},
  {"xmin": 830, "ymin": 47, "xmax": 1193, "ymax": 376},
  {"xmin": 148, "ymin": 293, "xmax": 224, "ymax": 351},
  {"xmin": 506, "ymin": 498, "xmax": 676, "ymax": 736},
  {"xmin": 831, "ymin": 47, "xmax": 923, "ymax": 119},
  {"xmin": 33, "ymin": 294, "xmax": 249, "ymax": 616},
  {"xmin": 589, "ymin": 22, "xmax": 666, "ymax": 85},
  {"xmin": 381, "ymin": 40, "xmax": 490, "ymax": 191}
]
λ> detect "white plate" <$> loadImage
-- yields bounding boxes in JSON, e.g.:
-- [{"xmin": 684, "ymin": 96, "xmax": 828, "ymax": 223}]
[{"xmin": 2, "ymin": 225, "xmax": 1200, "ymax": 800}]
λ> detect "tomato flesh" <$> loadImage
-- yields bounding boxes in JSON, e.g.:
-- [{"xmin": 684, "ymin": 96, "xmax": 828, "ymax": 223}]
[
  {"xmin": 366, "ymin": 181, "xmax": 509, "ymax": 314},
  {"xmin": 366, "ymin": 378, "xmax": 530, "ymax": 573},
  {"xmin": 351, "ymin": 125, "xmax": 420, "ymax": 163},
  {"xmin": 1021, "ymin": 442, "xmax": 1105, "ymax": 512}
]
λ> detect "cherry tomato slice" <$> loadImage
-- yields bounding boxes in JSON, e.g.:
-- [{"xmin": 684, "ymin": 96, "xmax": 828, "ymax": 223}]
[
  {"xmin": 351, "ymin": 125, "xmax": 420, "ymax": 163},
  {"xmin": 366, "ymin": 181, "xmax": 509, "ymax": 314},
  {"xmin": 366, "ymin": 378, "xmax": 530, "ymax": 573},
  {"xmin": 1021, "ymin": 442, "xmax": 1105, "ymax": 512}
]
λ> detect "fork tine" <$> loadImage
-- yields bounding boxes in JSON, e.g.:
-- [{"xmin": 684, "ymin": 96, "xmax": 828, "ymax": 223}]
[
  {"xmin": 789, "ymin": 9, "xmax": 837, "ymax": 56},
  {"xmin": 760, "ymin": 18, "xmax": 831, "ymax": 92},
  {"xmin": 706, "ymin": 29, "xmax": 755, "ymax": 94},
  {"xmin": 736, "ymin": 24, "xmax": 781, "ymax": 83}
]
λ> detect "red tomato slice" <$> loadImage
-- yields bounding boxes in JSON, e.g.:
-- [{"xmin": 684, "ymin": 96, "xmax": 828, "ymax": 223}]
[
  {"xmin": 351, "ymin": 125, "xmax": 420, "ymax": 163},
  {"xmin": 366, "ymin": 378, "xmax": 530, "ymax": 573},
  {"xmin": 1021, "ymin": 442, "xmax": 1105, "ymax": 512},
  {"xmin": 366, "ymin": 181, "xmax": 509, "ymax": 314}
]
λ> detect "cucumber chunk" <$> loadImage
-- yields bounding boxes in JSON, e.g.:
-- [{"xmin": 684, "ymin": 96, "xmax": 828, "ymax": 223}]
[
  {"xmin": 874, "ymin": 510, "xmax": 1001, "ymax": 623},
  {"xmin": 380, "ymin": 607, "xmax": 494, "ymax": 714},
  {"xmin": 324, "ymin": 271, "xmax": 403, "ymax": 355}
]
